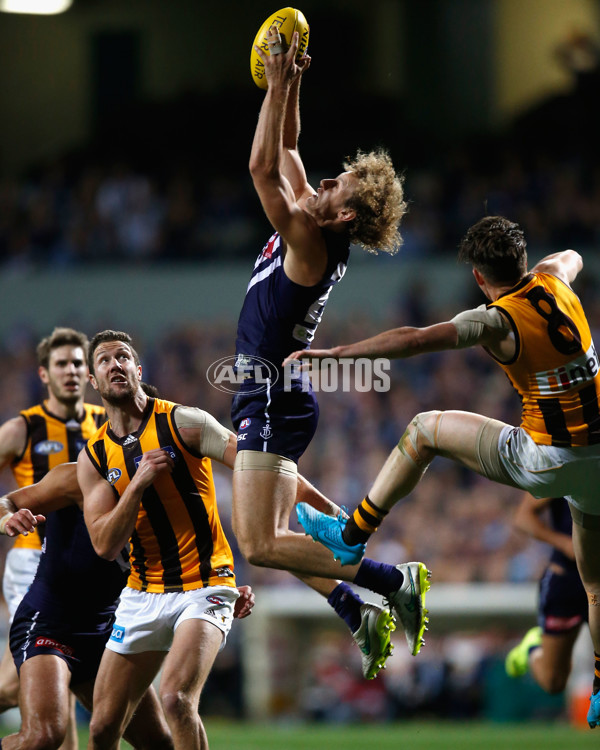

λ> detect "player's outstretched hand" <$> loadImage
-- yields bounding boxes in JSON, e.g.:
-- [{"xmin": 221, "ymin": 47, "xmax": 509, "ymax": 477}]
[
  {"xmin": 3, "ymin": 508, "xmax": 46, "ymax": 537},
  {"xmin": 234, "ymin": 585, "xmax": 255, "ymax": 619},
  {"xmin": 282, "ymin": 348, "xmax": 337, "ymax": 367}
]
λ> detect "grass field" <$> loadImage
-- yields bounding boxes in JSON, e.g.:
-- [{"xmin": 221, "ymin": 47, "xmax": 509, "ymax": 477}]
[{"xmin": 75, "ymin": 720, "xmax": 598, "ymax": 749}]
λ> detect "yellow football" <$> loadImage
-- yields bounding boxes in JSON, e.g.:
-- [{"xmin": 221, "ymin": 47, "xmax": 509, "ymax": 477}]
[{"xmin": 250, "ymin": 7, "xmax": 310, "ymax": 90}]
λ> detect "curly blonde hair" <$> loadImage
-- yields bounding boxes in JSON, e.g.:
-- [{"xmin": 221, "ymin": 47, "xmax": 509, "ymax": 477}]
[{"xmin": 343, "ymin": 149, "xmax": 407, "ymax": 255}]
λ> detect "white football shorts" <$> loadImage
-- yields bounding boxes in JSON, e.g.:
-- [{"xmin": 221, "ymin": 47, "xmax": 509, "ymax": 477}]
[
  {"xmin": 497, "ymin": 425, "xmax": 600, "ymax": 515},
  {"xmin": 106, "ymin": 585, "xmax": 239, "ymax": 655},
  {"xmin": 2, "ymin": 547, "xmax": 42, "ymax": 621}
]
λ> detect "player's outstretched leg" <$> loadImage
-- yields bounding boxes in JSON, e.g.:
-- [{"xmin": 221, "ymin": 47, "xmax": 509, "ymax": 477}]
[
  {"xmin": 296, "ymin": 502, "xmax": 366, "ymax": 565},
  {"xmin": 387, "ymin": 562, "xmax": 431, "ymax": 656}
]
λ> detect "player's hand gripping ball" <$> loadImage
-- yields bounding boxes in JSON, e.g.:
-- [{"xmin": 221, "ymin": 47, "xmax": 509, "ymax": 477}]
[{"xmin": 250, "ymin": 7, "xmax": 309, "ymax": 89}]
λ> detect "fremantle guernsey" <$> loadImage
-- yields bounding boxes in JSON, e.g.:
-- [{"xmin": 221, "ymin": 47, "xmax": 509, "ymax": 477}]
[
  {"xmin": 23, "ymin": 504, "xmax": 126, "ymax": 622},
  {"xmin": 235, "ymin": 230, "xmax": 350, "ymax": 366}
]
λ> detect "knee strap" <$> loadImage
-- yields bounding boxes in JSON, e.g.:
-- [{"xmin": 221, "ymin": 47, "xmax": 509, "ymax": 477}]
[{"xmin": 398, "ymin": 411, "xmax": 443, "ymax": 469}]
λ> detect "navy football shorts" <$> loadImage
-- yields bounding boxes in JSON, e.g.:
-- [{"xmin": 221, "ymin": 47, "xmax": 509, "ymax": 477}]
[
  {"xmin": 10, "ymin": 599, "xmax": 115, "ymax": 685},
  {"xmin": 231, "ymin": 379, "xmax": 319, "ymax": 464},
  {"xmin": 538, "ymin": 564, "xmax": 588, "ymax": 634}
]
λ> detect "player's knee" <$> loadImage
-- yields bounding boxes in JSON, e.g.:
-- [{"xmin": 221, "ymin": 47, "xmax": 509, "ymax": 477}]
[
  {"xmin": 400, "ymin": 410, "xmax": 442, "ymax": 466},
  {"xmin": 160, "ymin": 688, "xmax": 195, "ymax": 724},
  {"xmin": 238, "ymin": 538, "xmax": 275, "ymax": 568},
  {"xmin": 88, "ymin": 713, "xmax": 123, "ymax": 748},
  {"xmin": 18, "ymin": 723, "xmax": 65, "ymax": 750},
  {"xmin": 541, "ymin": 670, "xmax": 569, "ymax": 695},
  {"xmin": 234, "ymin": 529, "xmax": 275, "ymax": 567},
  {"xmin": 0, "ymin": 673, "xmax": 20, "ymax": 711},
  {"xmin": 0, "ymin": 687, "xmax": 18, "ymax": 712}
]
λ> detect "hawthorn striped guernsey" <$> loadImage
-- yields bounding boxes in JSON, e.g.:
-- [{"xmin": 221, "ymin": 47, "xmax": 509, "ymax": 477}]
[
  {"xmin": 12, "ymin": 402, "xmax": 106, "ymax": 550},
  {"xmin": 488, "ymin": 272, "xmax": 600, "ymax": 447},
  {"xmin": 85, "ymin": 398, "xmax": 236, "ymax": 593}
]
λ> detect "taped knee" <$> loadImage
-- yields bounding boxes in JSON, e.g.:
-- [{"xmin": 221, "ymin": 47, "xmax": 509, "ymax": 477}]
[
  {"xmin": 398, "ymin": 411, "xmax": 443, "ymax": 469},
  {"xmin": 588, "ymin": 591, "xmax": 600, "ymax": 607}
]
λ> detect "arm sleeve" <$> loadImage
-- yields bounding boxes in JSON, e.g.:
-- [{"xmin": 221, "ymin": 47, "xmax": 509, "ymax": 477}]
[
  {"xmin": 450, "ymin": 305, "xmax": 510, "ymax": 348},
  {"xmin": 173, "ymin": 406, "xmax": 230, "ymax": 462}
]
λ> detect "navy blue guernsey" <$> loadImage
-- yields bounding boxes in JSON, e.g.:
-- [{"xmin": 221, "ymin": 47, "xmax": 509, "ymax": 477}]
[
  {"xmin": 548, "ymin": 497, "xmax": 576, "ymax": 571},
  {"xmin": 235, "ymin": 230, "xmax": 350, "ymax": 365},
  {"xmin": 23, "ymin": 505, "xmax": 127, "ymax": 623}
]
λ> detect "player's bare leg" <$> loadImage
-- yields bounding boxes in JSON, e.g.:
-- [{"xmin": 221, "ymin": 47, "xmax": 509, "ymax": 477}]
[
  {"xmin": 88, "ymin": 650, "xmax": 165, "ymax": 750},
  {"xmin": 571, "ymin": 521, "xmax": 600, "ymax": 725},
  {"xmin": 232, "ymin": 467, "xmax": 362, "ymax": 579},
  {"xmin": 367, "ymin": 410, "xmax": 507, "ymax": 512},
  {"xmin": 2, "ymin": 655, "xmax": 72, "ymax": 750},
  {"xmin": 157, "ymin": 619, "xmax": 222, "ymax": 750},
  {"xmin": 0, "ymin": 642, "xmax": 19, "ymax": 712},
  {"xmin": 529, "ymin": 629, "xmax": 581, "ymax": 694},
  {"xmin": 232, "ymin": 465, "xmax": 423, "ymax": 659}
]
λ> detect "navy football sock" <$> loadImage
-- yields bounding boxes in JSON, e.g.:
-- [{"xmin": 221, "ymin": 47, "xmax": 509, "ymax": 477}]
[
  {"xmin": 327, "ymin": 582, "xmax": 363, "ymax": 633},
  {"xmin": 353, "ymin": 558, "xmax": 403, "ymax": 596}
]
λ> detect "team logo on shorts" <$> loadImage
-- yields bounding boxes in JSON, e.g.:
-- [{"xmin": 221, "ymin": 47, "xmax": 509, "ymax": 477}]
[
  {"xmin": 260, "ymin": 425, "xmax": 272, "ymax": 440},
  {"xmin": 110, "ymin": 625, "xmax": 125, "ymax": 643},
  {"xmin": 239, "ymin": 418, "xmax": 251, "ymax": 430},
  {"xmin": 34, "ymin": 440, "xmax": 64, "ymax": 455},
  {"xmin": 107, "ymin": 468, "xmax": 122, "ymax": 485},
  {"xmin": 207, "ymin": 595, "xmax": 225, "ymax": 605}
]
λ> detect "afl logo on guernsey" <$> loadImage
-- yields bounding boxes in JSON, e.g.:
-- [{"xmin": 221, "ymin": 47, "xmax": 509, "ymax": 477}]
[
  {"xmin": 34, "ymin": 440, "xmax": 64, "ymax": 455},
  {"xmin": 107, "ymin": 468, "xmax": 122, "ymax": 485}
]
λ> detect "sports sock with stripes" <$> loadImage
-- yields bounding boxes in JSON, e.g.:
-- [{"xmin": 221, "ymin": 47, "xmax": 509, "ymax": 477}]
[
  {"xmin": 593, "ymin": 652, "xmax": 600, "ymax": 695},
  {"xmin": 327, "ymin": 582, "xmax": 363, "ymax": 633},
  {"xmin": 342, "ymin": 495, "xmax": 388, "ymax": 546}
]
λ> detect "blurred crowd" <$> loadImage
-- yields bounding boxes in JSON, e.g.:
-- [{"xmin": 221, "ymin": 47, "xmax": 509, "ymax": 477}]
[{"xmin": 3, "ymin": 141, "xmax": 600, "ymax": 269}]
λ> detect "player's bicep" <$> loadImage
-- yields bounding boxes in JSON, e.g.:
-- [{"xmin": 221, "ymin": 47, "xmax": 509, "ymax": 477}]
[{"xmin": 78, "ymin": 451, "xmax": 115, "ymax": 524}]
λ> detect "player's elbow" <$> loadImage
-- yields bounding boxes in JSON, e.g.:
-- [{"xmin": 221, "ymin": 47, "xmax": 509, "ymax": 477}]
[
  {"xmin": 91, "ymin": 538, "xmax": 120, "ymax": 561},
  {"xmin": 249, "ymin": 157, "xmax": 278, "ymax": 185}
]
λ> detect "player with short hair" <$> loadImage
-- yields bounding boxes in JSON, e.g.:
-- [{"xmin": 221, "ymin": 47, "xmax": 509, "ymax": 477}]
[
  {"xmin": 0, "ymin": 326, "xmax": 105, "ymax": 748},
  {"xmin": 505, "ymin": 494, "xmax": 588, "ymax": 694},
  {"xmin": 230, "ymin": 27, "xmax": 430, "ymax": 676},
  {"xmin": 286, "ymin": 214, "xmax": 600, "ymax": 727},
  {"xmin": 77, "ymin": 330, "xmax": 255, "ymax": 750}
]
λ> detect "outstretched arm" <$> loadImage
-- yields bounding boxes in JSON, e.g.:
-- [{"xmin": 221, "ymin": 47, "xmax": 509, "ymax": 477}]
[
  {"xmin": 0, "ymin": 462, "xmax": 82, "ymax": 537},
  {"xmin": 283, "ymin": 304, "xmax": 514, "ymax": 364},
  {"xmin": 285, "ymin": 321, "xmax": 460, "ymax": 363},
  {"xmin": 250, "ymin": 30, "xmax": 325, "ymax": 280}
]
